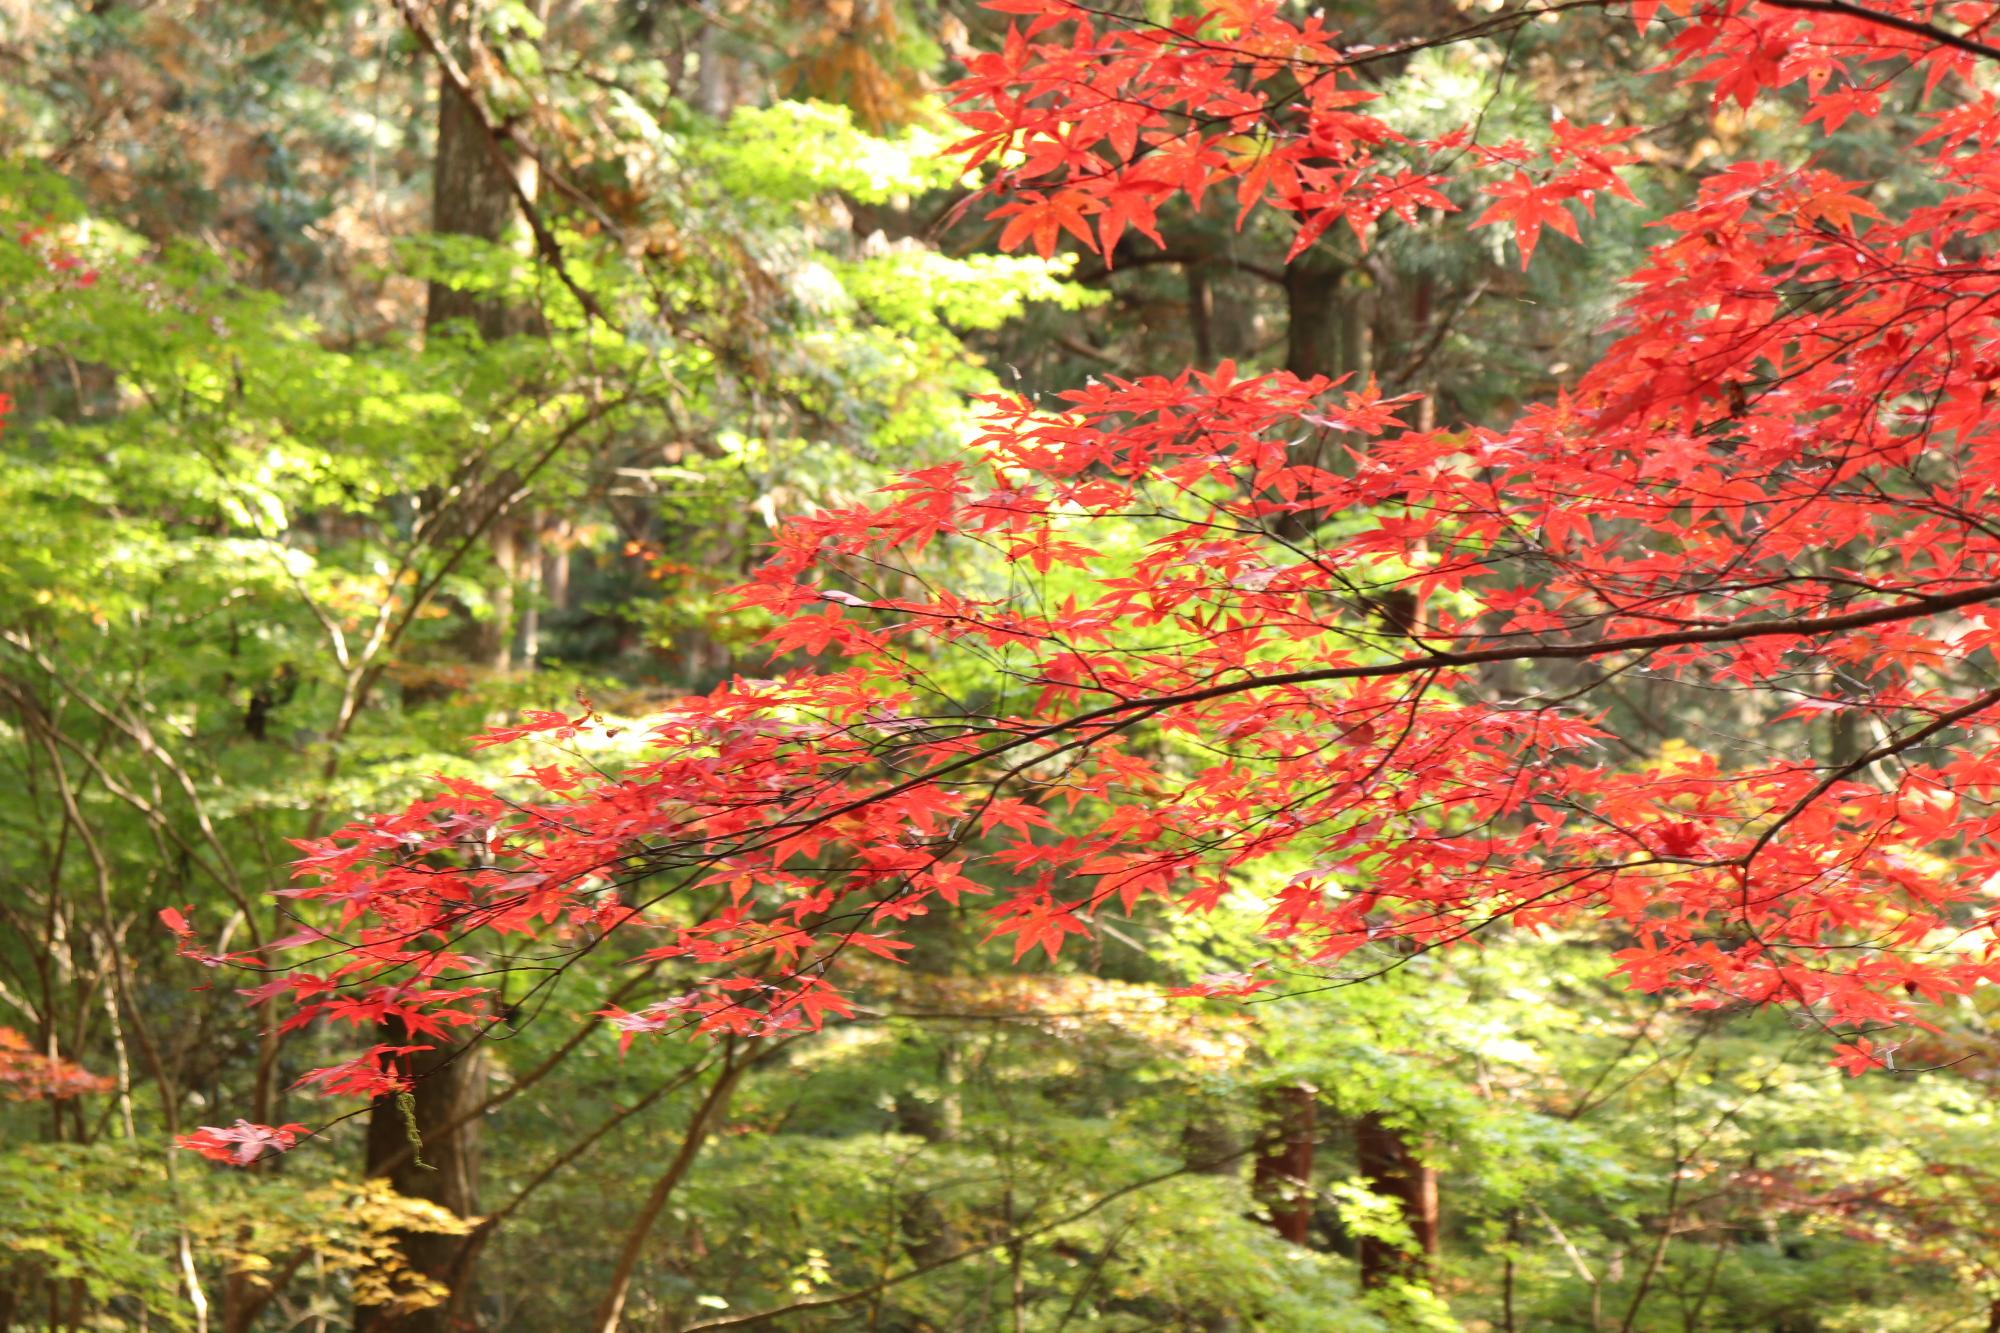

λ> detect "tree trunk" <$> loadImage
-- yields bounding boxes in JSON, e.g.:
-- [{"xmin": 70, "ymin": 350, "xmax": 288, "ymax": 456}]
[
  {"xmin": 425, "ymin": 61, "xmax": 535, "ymax": 342},
  {"xmin": 357, "ymin": 1030, "xmax": 487, "ymax": 1333},
  {"xmin": 423, "ymin": 2, "xmax": 545, "ymax": 675},
  {"xmin": 1252, "ymin": 1083, "xmax": 1317, "ymax": 1245},
  {"xmin": 1284, "ymin": 256, "xmax": 1367, "ymax": 384},
  {"xmin": 1275, "ymin": 256, "xmax": 1370, "ymax": 540},
  {"xmin": 1354, "ymin": 1111, "xmax": 1439, "ymax": 1289},
  {"xmin": 352, "ymin": 12, "xmax": 549, "ymax": 1318},
  {"xmin": 1188, "ymin": 263, "xmax": 1215, "ymax": 366}
]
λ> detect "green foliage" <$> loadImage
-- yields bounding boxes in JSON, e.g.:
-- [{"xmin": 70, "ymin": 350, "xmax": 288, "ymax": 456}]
[
  {"xmin": 9, "ymin": 4, "xmax": 2000, "ymax": 1332},
  {"xmin": 0, "ymin": 1142, "xmax": 471, "ymax": 1326},
  {"xmin": 0, "ymin": 1146, "xmax": 183, "ymax": 1325},
  {"xmin": 698, "ymin": 101, "xmax": 960, "ymax": 207}
]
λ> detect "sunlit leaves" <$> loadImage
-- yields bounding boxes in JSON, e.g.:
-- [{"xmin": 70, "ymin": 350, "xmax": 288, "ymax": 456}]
[{"xmin": 216, "ymin": 0, "xmax": 2000, "ymax": 1117}]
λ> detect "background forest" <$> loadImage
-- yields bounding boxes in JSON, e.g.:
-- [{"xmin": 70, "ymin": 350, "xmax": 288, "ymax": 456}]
[{"xmin": 4, "ymin": 1, "xmax": 1999, "ymax": 1330}]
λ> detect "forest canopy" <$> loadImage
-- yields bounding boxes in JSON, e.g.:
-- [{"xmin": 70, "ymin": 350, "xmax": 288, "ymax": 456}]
[{"xmin": 8, "ymin": 0, "xmax": 2000, "ymax": 1329}]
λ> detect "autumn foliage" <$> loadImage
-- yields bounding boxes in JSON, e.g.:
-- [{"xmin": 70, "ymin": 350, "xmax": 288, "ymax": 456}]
[
  {"xmin": 180, "ymin": 0, "xmax": 2000, "ymax": 1154},
  {"xmin": 0, "ymin": 1029, "xmax": 110, "ymax": 1103}
]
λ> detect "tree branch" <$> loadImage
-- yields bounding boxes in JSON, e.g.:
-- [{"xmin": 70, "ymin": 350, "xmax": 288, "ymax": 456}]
[
  {"xmin": 679, "ymin": 1140, "xmax": 1268, "ymax": 1330},
  {"xmin": 1760, "ymin": 0, "xmax": 2000, "ymax": 62},
  {"xmin": 392, "ymin": 0, "xmax": 612, "ymax": 325}
]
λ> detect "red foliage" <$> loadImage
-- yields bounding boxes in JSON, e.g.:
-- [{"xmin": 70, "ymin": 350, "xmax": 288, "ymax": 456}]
[
  {"xmin": 188, "ymin": 0, "xmax": 2000, "ymax": 1150},
  {"xmin": 178, "ymin": 1120, "xmax": 309, "ymax": 1166},
  {"xmin": 0, "ymin": 1028, "xmax": 112, "ymax": 1102}
]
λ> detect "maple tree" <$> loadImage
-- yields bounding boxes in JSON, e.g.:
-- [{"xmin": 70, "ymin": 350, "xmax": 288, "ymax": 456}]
[
  {"xmin": 169, "ymin": 0, "xmax": 2000, "ymax": 1176},
  {"xmin": 0, "ymin": 1028, "xmax": 110, "ymax": 1104},
  {"xmin": 5, "ymin": 0, "xmax": 1088, "ymax": 1313},
  {"xmin": 18, "ymin": 1, "xmax": 2000, "ymax": 1325}
]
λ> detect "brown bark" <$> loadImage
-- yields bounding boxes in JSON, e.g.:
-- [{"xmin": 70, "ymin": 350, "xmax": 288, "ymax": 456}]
[
  {"xmin": 1252, "ymin": 1083, "xmax": 1317, "ymax": 1245},
  {"xmin": 1284, "ymin": 256, "xmax": 1364, "ymax": 385},
  {"xmin": 1275, "ymin": 256, "xmax": 1371, "ymax": 541},
  {"xmin": 1284, "ymin": 251, "xmax": 1371, "ymax": 402},
  {"xmin": 1354, "ymin": 1111, "xmax": 1439, "ymax": 1289},
  {"xmin": 428, "ymin": 64, "xmax": 526, "ymax": 669},
  {"xmin": 593, "ymin": 1055, "xmax": 747, "ymax": 1333},
  {"xmin": 1188, "ymin": 263, "xmax": 1215, "ymax": 366},
  {"xmin": 422, "ymin": 3, "xmax": 546, "ymax": 674},
  {"xmin": 425, "ymin": 63, "xmax": 536, "ymax": 343},
  {"xmin": 352, "ymin": 13, "xmax": 545, "ymax": 1320},
  {"xmin": 479, "ymin": 516, "xmax": 520, "ymax": 673},
  {"xmin": 356, "ymin": 1031, "xmax": 487, "ymax": 1333}
]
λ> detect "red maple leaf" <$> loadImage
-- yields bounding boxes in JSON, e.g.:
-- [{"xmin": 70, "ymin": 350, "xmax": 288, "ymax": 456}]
[{"xmin": 1473, "ymin": 171, "xmax": 1583, "ymax": 268}]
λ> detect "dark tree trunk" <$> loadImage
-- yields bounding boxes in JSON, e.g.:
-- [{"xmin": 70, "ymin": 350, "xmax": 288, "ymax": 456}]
[
  {"xmin": 1276, "ymin": 256, "xmax": 1370, "ymax": 541},
  {"xmin": 1354, "ymin": 1111, "xmax": 1439, "ymax": 1289},
  {"xmin": 356, "ymin": 1028, "xmax": 487, "ymax": 1333},
  {"xmin": 1188, "ymin": 263, "xmax": 1215, "ymax": 366},
  {"xmin": 1284, "ymin": 256, "xmax": 1361, "ymax": 384},
  {"xmin": 1252, "ymin": 1083, "xmax": 1317, "ymax": 1245},
  {"xmin": 425, "ymin": 69, "xmax": 533, "ymax": 342},
  {"xmin": 352, "ymin": 17, "xmax": 540, "ymax": 1322},
  {"xmin": 424, "ymin": 14, "xmax": 544, "ymax": 674}
]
